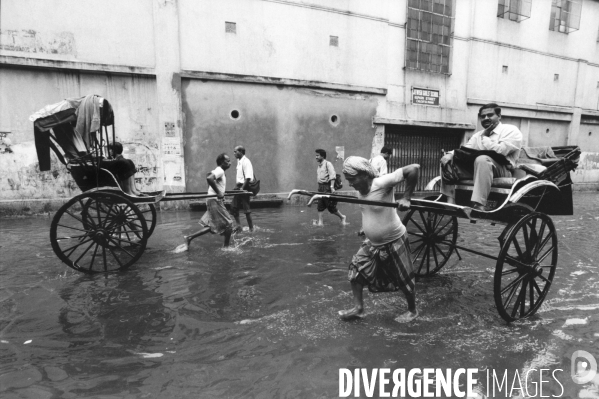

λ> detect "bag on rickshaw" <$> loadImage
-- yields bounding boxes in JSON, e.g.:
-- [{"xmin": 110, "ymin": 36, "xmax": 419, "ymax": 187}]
[{"xmin": 442, "ymin": 147, "xmax": 511, "ymax": 184}]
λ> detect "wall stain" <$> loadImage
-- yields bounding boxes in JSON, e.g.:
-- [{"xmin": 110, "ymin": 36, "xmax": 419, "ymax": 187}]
[{"xmin": 0, "ymin": 29, "xmax": 76, "ymax": 55}]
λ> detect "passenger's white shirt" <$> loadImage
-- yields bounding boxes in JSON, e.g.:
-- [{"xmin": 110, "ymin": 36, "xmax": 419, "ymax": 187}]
[
  {"xmin": 359, "ymin": 168, "xmax": 405, "ymax": 246},
  {"xmin": 236, "ymin": 155, "xmax": 254, "ymax": 184},
  {"xmin": 465, "ymin": 123, "xmax": 522, "ymax": 166},
  {"xmin": 208, "ymin": 166, "xmax": 226, "ymax": 196},
  {"xmin": 370, "ymin": 155, "xmax": 388, "ymax": 176}
]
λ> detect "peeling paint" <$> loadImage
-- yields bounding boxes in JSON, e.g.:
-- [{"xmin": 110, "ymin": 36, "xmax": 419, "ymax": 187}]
[
  {"xmin": 574, "ymin": 152, "xmax": 599, "ymax": 172},
  {"xmin": 171, "ymin": 72, "xmax": 181, "ymax": 93},
  {"xmin": 0, "ymin": 30, "xmax": 76, "ymax": 56},
  {"xmin": 0, "ymin": 141, "xmax": 161, "ymax": 200}
]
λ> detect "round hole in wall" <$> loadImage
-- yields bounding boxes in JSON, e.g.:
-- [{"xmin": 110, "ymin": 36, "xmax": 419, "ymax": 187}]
[
  {"xmin": 545, "ymin": 129, "xmax": 550, "ymax": 134},
  {"xmin": 230, "ymin": 110, "xmax": 240, "ymax": 120},
  {"xmin": 329, "ymin": 114, "xmax": 340, "ymax": 127}
]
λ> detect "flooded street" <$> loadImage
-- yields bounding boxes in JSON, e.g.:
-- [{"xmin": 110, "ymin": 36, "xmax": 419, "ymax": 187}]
[{"xmin": 1, "ymin": 192, "xmax": 598, "ymax": 398}]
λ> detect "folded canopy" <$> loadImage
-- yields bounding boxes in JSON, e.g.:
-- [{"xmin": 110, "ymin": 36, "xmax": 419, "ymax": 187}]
[{"xmin": 32, "ymin": 95, "xmax": 114, "ymax": 171}]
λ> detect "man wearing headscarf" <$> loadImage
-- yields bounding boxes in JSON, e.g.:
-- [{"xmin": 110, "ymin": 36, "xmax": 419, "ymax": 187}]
[{"xmin": 339, "ymin": 156, "xmax": 420, "ymax": 323}]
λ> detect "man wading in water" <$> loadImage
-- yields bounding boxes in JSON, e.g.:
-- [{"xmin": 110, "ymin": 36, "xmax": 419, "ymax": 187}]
[
  {"xmin": 339, "ymin": 156, "xmax": 420, "ymax": 323},
  {"xmin": 175, "ymin": 153, "xmax": 234, "ymax": 252}
]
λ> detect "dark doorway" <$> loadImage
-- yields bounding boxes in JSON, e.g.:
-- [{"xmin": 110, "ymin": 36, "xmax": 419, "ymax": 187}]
[{"xmin": 385, "ymin": 125, "xmax": 464, "ymax": 192}]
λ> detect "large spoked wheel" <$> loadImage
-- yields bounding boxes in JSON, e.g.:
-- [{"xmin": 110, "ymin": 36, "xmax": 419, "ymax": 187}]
[
  {"xmin": 402, "ymin": 210, "xmax": 458, "ymax": 276},
  {"xmin": 51, "ymin": 191, "xmax": 148, "ymax": 273},
  {"xmin": 494, "ymin": 212, "xmax": 557, "ymax": 322},
  {"xmin": 139, "ymin": 204, "xmax": 157, "ymax": 238},
  {"xmin": 82, "ymin": 198, "xmax": 157, "ymax": 239}
]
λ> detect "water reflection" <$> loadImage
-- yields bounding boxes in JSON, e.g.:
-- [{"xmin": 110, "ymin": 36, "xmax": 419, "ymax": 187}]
[{"xmin": 0, "ymin": 193, "xmax": 597, "ymax": 397}]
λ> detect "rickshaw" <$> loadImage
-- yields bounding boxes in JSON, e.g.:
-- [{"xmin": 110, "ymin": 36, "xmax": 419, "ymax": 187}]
[
  {"xmin": 32, "ymin": 95, "xmax": 250, "ymax": 274},
  {"xmin": 289, "ymin": 146, "xmax": 580, "ymax": 322}
]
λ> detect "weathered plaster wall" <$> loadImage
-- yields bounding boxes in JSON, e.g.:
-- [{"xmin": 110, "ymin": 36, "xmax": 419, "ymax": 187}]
[
  {"xmin": 0, "ymin": 0, "xmax": 155, "ymax": 67},
  {"xmin": 466, "ymin": 0, "xmax": 599, "ymax": 63},
  {"xmin": 527, "ymin": 120, "xmax": 570, "ymax": 147},
  {"xmin": 182, "ymin": 80, "xmax": 379, "ymax": 193},
  {"xmin": 0, "ymin": 67, "xmax": 160, "ymax": 201},
  {"xmin": 179, "ymin": 0, "xmax": 389, "ymax": 89}
]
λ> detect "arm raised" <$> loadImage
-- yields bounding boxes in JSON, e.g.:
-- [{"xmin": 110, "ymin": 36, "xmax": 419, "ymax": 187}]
[{"xmin": 398, "ymin": 164, "xmax": 420, "ymax": 210}]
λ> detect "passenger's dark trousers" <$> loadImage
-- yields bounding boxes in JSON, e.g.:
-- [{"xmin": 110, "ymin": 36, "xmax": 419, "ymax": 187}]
[{"xmin": 440, "ymin": 155, "xmax": 512, "ymax": 206}]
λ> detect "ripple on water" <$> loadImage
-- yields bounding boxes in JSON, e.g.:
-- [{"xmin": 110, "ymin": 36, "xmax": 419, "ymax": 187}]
[{"xmin": 1, "ymin": 195, "xmax": 598, "ymax": 397}]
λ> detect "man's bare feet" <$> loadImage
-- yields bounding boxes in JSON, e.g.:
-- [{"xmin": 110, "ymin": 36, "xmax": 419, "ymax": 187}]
[
  {"xmin": 394, "ymin": 310, "xmax": 418, "ymax": 323},
  {"xmin": 340, "ymin": 215, "xmax": 349, "ymax": 225},
  {"xmin": 338, "ymin": 307, "xmax": 365, "ymax": 320}
]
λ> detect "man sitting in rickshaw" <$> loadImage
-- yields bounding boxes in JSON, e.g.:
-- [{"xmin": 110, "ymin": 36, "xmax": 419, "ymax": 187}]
[
  {"xmin": 100, "ymin": 142, "xmax": 143, "ymax": 196},
  {"xmin": 440, "ymin": 103, "xmax": 522, "ymax": 211}
]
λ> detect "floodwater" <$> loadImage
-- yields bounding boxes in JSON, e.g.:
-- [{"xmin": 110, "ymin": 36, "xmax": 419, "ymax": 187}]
[{"xmin": 0, "ymin": 192, "xmax": 598, "ymax": 399}]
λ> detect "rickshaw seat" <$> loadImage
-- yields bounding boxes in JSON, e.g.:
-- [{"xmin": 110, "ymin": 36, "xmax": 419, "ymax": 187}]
[
  {"xmin": 457, "ymin": 177, "xmax": 518, "ymax": 189},
  {"xmin": 68, "ymin": 163, "xmax": 121, "ymax": 192}
]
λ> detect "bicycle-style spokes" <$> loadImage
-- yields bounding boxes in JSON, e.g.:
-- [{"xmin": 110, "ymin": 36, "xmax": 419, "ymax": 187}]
[
  {"xmin": 51, "ymin": 192, "xmax": 148, "ymax": 273},
  {"xmin": 494, "ymin": 213, "xmax": 557, "ymax": 322},
  {"xmin": 402, "ymin": 210, "xmax": 458, "ymax": 276}
]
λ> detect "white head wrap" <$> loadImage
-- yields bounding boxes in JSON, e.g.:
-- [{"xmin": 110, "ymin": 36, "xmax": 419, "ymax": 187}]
[{"xmin": 342, "ymin": 156, "xmax": 377, "ymax": 178}]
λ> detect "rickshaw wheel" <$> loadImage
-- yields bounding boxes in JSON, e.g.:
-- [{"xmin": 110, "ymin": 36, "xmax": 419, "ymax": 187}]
[
  {"xmin": 402, "ymin": 210, "xmax": 458, "ymax": 276},
  {"xmin": 494, "ymin": 212, "xmax": 557, "ymax": 322},
  {"xmin": 138, "ymin": 204, "xmax": 157, "ymax": 237},
  {"xmin": 51, "ymin": 191, "xmax": 148, "ymax": 273},
  {"xmin": 81, "ymin": 196, "xmax": 157, "ymax": 239}
]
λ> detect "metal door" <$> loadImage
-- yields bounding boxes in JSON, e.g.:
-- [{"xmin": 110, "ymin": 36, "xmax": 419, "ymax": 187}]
[{"xmin": 385, "ymin": 125, "xmax": 464, "ymax": 192}]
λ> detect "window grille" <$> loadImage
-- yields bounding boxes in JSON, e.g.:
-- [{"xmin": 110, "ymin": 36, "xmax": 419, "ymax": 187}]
[
  {"xmin": 549, "ymin": 0, "xmax": 582, "ymax": 34},
  {"xmin": 225, "ymin": 21, "xmax": 237, "ymax": 34},
  {"xmin": 405, "ymin": 0, "xmax": 454, "ymax": 75},
  {"xmin": 497, "ymin": 0, "xmax": 532, "ymax": 22}
]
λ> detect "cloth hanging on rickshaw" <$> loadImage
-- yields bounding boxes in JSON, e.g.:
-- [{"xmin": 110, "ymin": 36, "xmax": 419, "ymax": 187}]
[{"xmin": 31, "ymin": 95, "xmax": 113, "ymax": 171}]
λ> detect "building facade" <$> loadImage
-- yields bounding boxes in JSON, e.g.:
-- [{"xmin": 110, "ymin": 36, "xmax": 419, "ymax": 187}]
[{"xmin": 1, "ymin": 0, "xmax": 598, "ymax": 212}]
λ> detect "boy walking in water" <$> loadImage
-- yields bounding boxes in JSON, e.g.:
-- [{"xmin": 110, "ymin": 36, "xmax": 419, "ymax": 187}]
[
  {"xmin": 339, "ymin": 156, "xmax": 420, "ymax": 323},
  {"xmin": 177, "ymin": 153, "xmax": 234, "ymax": 251}
]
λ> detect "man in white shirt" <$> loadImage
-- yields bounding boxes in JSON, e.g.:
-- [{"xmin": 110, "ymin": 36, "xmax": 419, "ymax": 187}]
[
  {"xmin": 177, "ymin": 153, "xmax": 234, "ymax": 251},
  {"xmin": 339, "ymin": 156, "xmax": 420, "ymax": 323},
  {"xmin": 315, "ymin": 149, "xmax": 347, "ymax": 226},
  {"xmin": 369, "ymin": 146, "xmax": 392, "ymax": 176},
  {"xmin": 440, "ymin": 103, "xmax": 522, "ymax": 211},
  {"xmin": 232, "ymin": 145, "xmax": 254, "ymax": 232}
]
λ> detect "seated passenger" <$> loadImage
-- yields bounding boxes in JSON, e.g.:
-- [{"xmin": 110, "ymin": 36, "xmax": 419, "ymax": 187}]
[
  {"xmin": 101, "ymin": 142, "xmax": 142, "ymax": 196},
  {"xmin": 440, "ymin": 103, "xmax": 522, "ymax": 211}
]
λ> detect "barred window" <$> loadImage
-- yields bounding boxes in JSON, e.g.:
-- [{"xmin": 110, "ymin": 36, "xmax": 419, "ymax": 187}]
[
  {"xmin": 549, "ymin": 0, "xmax": 581, "ymax": 34},
  {"xmin": 405, "ymin": 0, "xmax": 454, "ymax": 74},
  {"xmin": 497, "ymin": 0, "xmax": 532, "ymax": 22}
]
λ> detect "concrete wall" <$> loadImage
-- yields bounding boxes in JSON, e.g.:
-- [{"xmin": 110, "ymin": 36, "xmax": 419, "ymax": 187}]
[
  {"xmin": 0, "ymin": 0, "xmax": 155, "ymax": 67},
  {"xmin": 0, "ymin": 67, "xmax": 160, "ymax": 202},
  {"xmin": 179, "ymin": 0, "xmax": 390, "ymax": 89},
  {"xmin": 182, "ymin": 79, "xmax": 379, "ymax": 193}
]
